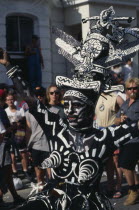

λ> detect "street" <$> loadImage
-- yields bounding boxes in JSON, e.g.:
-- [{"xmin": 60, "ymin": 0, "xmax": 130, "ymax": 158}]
[{"xmin": 3, "ymin": 174, "xmax": 139, "ymax": 210}]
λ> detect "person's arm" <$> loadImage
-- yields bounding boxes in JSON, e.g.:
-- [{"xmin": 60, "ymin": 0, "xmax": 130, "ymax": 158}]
[
  {"xmin": 114, "ymin": 94, "xmax": 124, "ymax": 118},
  {"xmin": 116, "ymin": 95, "xmax": 124, "ymax": 107},
  {"xmin": 114, "ymin": 115, "xmax": 128, "ymax": 125},
  {"xmin": 25, "ymin": 119, "xmax": 32, "ymax": 144},
  {"xmin": 0, "ymin": 51, "xmax": 36, "ymax": 104},
  {"xmin": 114, "ymin": 117, "xmax": 121, "ymax": 125},
  {"xmin": 114, "ymin": 104, "xmax": 127, "ymax": 125}
]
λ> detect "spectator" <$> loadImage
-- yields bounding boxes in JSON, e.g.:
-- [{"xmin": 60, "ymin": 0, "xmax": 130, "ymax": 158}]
[
  {"xmin": 95, "ymin": 91, "xmax": 124, "ymax": 198},
  {"xmin": 122, "ymin": 58, "xmax": 133, "ymax": 82},
  {"xmin": 0, "ymin": 93, "xmax": 25, "ymax": 207},
  {"xmin": 46, "ymin": 85, "xmax": 65, "ymax": 119},
  {"xmin": 115, "ymin": 77, "xmax": 139, "ymax": 205},
  {"xmin": 111, "ymin": 64, "xmax": 124, "ymax": 85},
  {"xmin": 25, "ymin": 35, "xmax": 44, "ymax": 88},
  {"xmin": 5, "ymin": 93, "xmax": 31, "ymax": 180},
  {"xmin": 34, "ymin": 86, "xmax": 47, "ymax": 104},
  {"xmin": 8, "ymin": 88, "xmax": 29, "ymax": 112},
  {"xmin": 26, "ymin": 87, "xmax": 51, "ymax": 187}
]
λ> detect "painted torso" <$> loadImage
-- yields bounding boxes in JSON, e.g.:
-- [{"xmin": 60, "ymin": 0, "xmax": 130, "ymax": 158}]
[
  {"xmin": 30, "ymin": 100, "xmax": 135, "ymax": 187},
  {"xmin": 26, "ymin": 100, "xmax": 139, "ymax": 210}
]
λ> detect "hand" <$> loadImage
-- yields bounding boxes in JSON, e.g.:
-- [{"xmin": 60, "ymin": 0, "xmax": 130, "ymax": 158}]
[
  {"xmin": 120, "ymin": 114, "xmax": 127, "ymax": 123},
  {"xmin": 0, "ymin": 50, "xmax": 10, "ymax": 66}
]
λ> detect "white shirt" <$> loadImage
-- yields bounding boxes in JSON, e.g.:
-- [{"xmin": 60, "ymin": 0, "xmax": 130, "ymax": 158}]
[{"xmin": 5, "ymin": 107, "xmax": 25, "ymax": 124}]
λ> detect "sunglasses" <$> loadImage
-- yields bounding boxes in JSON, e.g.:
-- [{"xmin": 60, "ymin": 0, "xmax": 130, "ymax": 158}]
[
  {"xmin": 49, "ymin": 91, "xmax": 60, "ymax": 95},
  {"xmin": 127, "ymin": 87, "xmax": 138, "ymax": 91}
]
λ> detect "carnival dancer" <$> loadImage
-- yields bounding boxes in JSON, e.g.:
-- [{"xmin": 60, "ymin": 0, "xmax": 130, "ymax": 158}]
[{"xmin": 1, "ymin": 6, "xmax": 139, "ymax": 210}]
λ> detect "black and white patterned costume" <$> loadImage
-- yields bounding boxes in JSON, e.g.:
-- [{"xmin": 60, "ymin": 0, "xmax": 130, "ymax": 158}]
[
  {"xmin": 26, "ymin": 100, "xmax": 138, "ymax": 210},
  {"xmin": 5, "ymin": 65, "xmax": 139, "ymax": 209},
  {"xmin": 4, "ymin": 6, "xmax": 139, "ymax": 210}
]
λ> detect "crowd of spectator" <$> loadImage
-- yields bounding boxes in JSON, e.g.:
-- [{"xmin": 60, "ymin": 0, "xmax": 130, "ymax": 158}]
[
  {"xmin": 94, "ymin": 75, "xmax": 139, "ymax": 206},
  {"xmin": 0, "ymin": 83, "xmax": 65, "ymax": 208}
]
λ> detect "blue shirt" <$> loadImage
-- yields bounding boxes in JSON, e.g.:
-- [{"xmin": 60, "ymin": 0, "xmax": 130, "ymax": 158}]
[
  {"xmin": 116, "ymin": 98, "xmax": 139, "ymax": 120},
  {"xmin": 116, "ymin": 98, "xmax": 139, "ymax": 143}
]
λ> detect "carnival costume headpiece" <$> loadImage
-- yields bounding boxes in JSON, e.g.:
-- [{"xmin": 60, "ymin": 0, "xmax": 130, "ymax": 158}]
[{"xmin": 53, "ymin": 6, "xmax": 139, "ymax": 104}]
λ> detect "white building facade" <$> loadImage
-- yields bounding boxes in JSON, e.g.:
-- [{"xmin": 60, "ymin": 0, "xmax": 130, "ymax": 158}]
[{"xmin": 0, "ymin": 0, "xmax": 139, "ymax": 87}]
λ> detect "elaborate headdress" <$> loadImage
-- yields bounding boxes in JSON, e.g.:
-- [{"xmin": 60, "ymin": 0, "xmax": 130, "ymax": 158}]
[{"xmin": 53, "ymin": 6, "xmax": 139, "ymax": 101}]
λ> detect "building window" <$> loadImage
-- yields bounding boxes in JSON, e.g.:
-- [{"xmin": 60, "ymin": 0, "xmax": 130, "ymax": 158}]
[{"xmin": 6, "ymin": 16, "xmax": 33, "ymax": 52}]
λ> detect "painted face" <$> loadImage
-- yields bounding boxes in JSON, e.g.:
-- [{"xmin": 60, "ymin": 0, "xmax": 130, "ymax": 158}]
[{"xmin": 64, "ymin": 96, "xmax": 94, "ymax": 129}]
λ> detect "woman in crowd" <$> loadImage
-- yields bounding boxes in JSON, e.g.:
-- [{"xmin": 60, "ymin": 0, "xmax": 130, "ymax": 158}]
[
  {"xmin": 46, "ymin": 84, "xmax": 65, "ymax": 119},
  {"xmin": 5, "ymin": 93, "xmax": 31, "ymax": 180},
  {"xmin": 0, "ymin": 93, "xmax": 25, "ymax": 207}
]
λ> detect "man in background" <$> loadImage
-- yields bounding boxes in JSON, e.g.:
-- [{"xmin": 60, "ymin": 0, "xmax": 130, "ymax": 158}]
[{"xmin": 115, "ymin": 78, "xmax": 139, "ymax": 206}]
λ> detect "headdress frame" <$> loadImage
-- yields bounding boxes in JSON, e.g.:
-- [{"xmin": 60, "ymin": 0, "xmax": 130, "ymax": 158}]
[{"xmin": 54, "ymin": 6, "xmax": 139, "ymax": 101}]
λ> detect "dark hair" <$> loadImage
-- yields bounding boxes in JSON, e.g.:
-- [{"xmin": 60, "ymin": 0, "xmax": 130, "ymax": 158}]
[
  {"xmin": 34, "ymin": 86, "xmax": 45, "ymax": 97},
  {"xmin": 125, "ymin": 58, "xmax": 132, "ymax": 63},
  {"xmin": 5, "ymin": 93, "xmax": 15, "ymax": 101}
]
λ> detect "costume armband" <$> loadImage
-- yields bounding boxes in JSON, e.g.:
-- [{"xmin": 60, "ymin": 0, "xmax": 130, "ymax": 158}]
[
  {"xmin": 6, "ymin": 64, "xmax": 34, "ymax": 97},
  {"xmin": 6, "ymin": 65, "xmax": 22, "ymax": 79}
]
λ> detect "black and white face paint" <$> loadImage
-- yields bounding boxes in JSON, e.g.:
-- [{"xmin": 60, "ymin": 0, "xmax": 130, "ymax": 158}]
[{"xmin": 64, "ymin": 95, "xmax": 94, "ymax": 130}]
